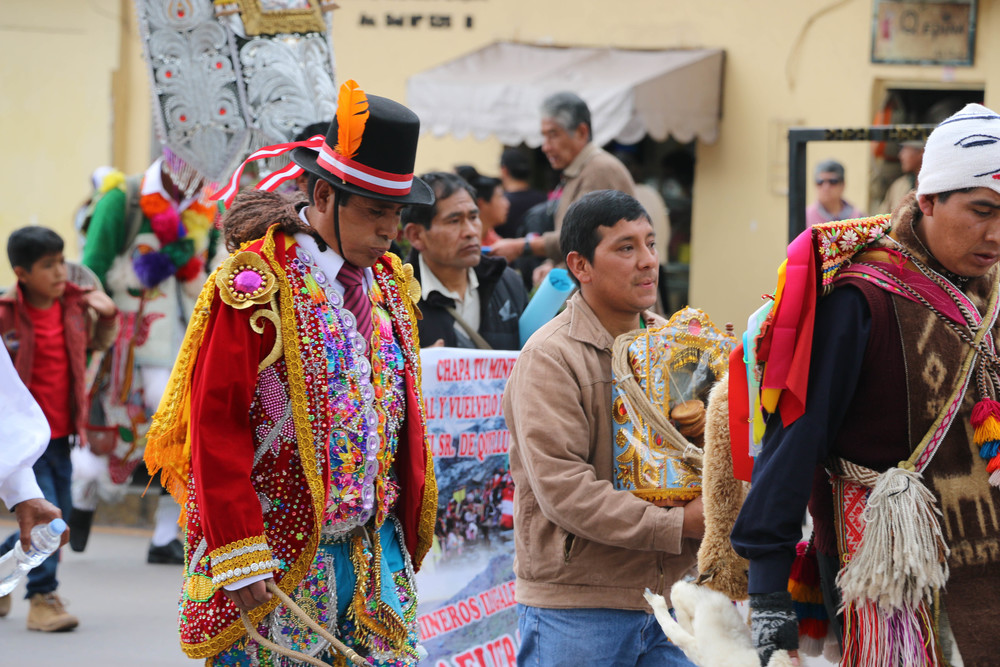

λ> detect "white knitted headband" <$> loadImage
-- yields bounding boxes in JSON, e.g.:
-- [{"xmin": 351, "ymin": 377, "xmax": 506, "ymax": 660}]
[{"xmin": 917, "ymin": 103, "xmax": 1000, "ymax": 197}]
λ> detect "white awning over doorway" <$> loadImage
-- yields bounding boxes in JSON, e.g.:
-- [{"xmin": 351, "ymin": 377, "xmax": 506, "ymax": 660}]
[{"xmin": 407, "ymin": 42, "xmax": 725, "ymax": 148}]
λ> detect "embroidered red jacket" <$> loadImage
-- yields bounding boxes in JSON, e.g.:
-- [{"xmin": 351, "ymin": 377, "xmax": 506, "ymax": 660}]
[{"xmin": 146, "ymin": 229, "xmax": 436, "ymax": 659}]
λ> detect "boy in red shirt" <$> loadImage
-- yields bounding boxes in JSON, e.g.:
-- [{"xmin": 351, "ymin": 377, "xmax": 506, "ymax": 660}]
[{"xmin": 0, "ymin": 226, "xmax": 117, "ymax": 632}]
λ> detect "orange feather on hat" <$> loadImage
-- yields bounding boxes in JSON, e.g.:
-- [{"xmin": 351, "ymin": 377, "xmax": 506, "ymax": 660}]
[{"xmin": 333, "ymin": 79, "xmax": 369, "ymax": 160}]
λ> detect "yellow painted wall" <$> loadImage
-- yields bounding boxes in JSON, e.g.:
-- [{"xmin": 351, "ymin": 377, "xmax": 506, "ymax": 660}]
[
  {"xmin": 332, "ymin": 0, "xmax": 1000, "ymax": 326},
  {"xmin": 3, "ymin": 0, "xmax": 998, "ymax": 331},
  {"xmin": 113, "ymin": 0, "xmax": 154, "ymax": 181},
  {"xmin": 0, "ymin": 0, "xmax": 114, "ymax": 281},
  {"xmin": 685, "ymin": 0, "xmax": 998, "ymax": 328},
  {"xmin": 0, "ymin": 0, "xmax": 151, "ymax": 286}
]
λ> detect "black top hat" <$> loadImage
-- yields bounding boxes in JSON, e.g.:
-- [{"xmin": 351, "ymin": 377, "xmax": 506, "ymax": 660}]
[{"xmin": 290, "ymin": 94, "xmax": 434, "ymax": 206}]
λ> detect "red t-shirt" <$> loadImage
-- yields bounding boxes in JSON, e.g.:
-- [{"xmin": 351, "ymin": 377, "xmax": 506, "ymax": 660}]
[{"xmin": 24, "ymin": 300, "xmax": 73, "ymax": 438}]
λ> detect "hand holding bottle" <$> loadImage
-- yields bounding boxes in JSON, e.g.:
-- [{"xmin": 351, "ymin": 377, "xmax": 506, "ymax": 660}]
[
  {"xmin": 14, "ymin": 498, "xmax": 65, "ymax": 551},
  {"xmin": 0, "ymin": 518, "xmax": 68, "ymax": 596}
]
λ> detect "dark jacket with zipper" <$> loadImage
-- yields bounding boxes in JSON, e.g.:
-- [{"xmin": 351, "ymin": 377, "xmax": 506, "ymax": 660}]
[{"xmin": 406, "ymin": 251, "xmax": 528, "ymax": 350}]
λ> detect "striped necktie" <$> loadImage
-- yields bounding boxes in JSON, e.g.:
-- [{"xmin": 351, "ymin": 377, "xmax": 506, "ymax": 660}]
[{"xmin": 338, "ymin": 262, "xmax": 373, "ymax": 344}]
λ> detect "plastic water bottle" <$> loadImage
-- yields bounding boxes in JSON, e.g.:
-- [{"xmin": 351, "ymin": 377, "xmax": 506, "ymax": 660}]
[{"xmin": 0, "ymin": 519, "xmax": 67, "ymax": 596}]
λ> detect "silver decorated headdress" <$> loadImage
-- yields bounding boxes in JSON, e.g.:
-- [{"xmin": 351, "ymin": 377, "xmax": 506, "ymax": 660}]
[{"xmin": 134, "ymin": 0, "xmax": 338, "ymax": 196}]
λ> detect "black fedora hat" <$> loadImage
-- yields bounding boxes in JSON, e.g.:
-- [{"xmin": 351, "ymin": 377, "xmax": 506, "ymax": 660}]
[{"xmin": 290, "ymin": 93, "xmax": 434, "ymax": 206}]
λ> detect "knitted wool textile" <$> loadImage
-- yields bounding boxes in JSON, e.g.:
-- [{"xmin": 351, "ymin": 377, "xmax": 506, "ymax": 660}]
[
  {"xmin": 839, "ymin": 197, "xmax": 1000, "ymax": 665},
  {"xmin": 917, "ymin": 103, "xmax": 1000, "ymax": 199}
]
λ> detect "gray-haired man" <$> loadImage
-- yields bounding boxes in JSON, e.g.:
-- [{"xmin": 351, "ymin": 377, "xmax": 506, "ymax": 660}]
[{"xmin": 490, "ymin": 92, "xmax": 634, "ymax": 277}]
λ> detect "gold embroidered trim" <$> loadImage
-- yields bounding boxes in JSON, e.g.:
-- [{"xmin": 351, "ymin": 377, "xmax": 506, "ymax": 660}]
[
  {"xmin": 185, "ymin": 573, "xmax": 216, "ymax": 603},
  {"xmin": 400, "ymin": 261, "xmax": 422, "ymax": 318},
  {"xmin": 214, "ymin": 0, "xmax": 327, "ymax": 36},
  {"xmin": 262, "ymin": 232, "xmax": 325, "ymax": 602},
  {"xmin": 183, "ymin": 229, "xmax": 325, "ymax": 660},
  {"xmin": 401, "ymin": 262, "xmax": 421, "ymax": 303},
  {"xmin": 145, "ymin": 264, "xmax": 224, "ymax": 511},
  {"xmin": 417, "ymin": 436, "xmax": 439, "ymax": 569},
  {"xmin": 347, "ymin": 532, "xmax": 409, "ymax": 652},
  {"xmin": 210, "ymin": 535, "xmax": 269, "ymax": 565},
  {"xmin": 209, "ymin": 535, "xmax": 277, "ymax": 588},
  {"xmin": 250, "ymin": 295, "xmax": 282, "ymax": 371},
  {"xmin": 380, "ymin": 256, "xmax": 438, "ymax": 569}
]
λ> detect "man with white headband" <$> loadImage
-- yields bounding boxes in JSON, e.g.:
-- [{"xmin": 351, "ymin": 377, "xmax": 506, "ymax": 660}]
[
  {"xmin": 730, "ymin": 103, "xmax": 1000, "ymax": 666},
  {"xmin": 144, "ymin": 81, "xmax": 437, "ymax": 665}
]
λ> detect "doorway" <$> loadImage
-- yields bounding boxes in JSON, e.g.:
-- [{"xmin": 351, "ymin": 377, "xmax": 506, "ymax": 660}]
[{"xmin": 869, "ymin": 85, "xmax": 984, "ymax": 212}]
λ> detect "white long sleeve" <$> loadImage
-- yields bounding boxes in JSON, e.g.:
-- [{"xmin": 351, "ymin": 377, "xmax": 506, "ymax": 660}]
[{"xmin": 0, "ymin": 351, "xmax": 48, "ymax": 507}]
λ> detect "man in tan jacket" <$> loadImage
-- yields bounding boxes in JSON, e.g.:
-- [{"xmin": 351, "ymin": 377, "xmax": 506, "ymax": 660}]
[
  {"xmin": 490, "ymin": 92, "xmax": 635, "ymax": 285},
  {"xmin": 502, "ymin": 190, "xmax": 702, "ymax": 666}
]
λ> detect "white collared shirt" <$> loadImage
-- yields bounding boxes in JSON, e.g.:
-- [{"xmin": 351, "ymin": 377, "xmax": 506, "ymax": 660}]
[
  {"xmin": 418, "ymin": 254, "xmax": 480, "ymax": 334},
  {"xmin": 294, "ymin": 206, "xmax": 375, "ymax": 295}
]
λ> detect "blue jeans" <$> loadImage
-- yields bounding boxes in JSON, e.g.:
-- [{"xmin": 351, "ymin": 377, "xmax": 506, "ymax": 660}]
[
  {"xmin": 517, "ymin": 603, "xmax": 695, "ymax": 667},
  {"xmin": 1, "ymin": 437, "xmax": 73, "ymax": 598}
]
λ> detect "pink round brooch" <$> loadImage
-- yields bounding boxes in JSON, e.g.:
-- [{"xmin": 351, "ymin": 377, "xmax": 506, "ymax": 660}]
[{"xmin": 216, "ymin": 251, "xmax": 277, "ymax": 309}]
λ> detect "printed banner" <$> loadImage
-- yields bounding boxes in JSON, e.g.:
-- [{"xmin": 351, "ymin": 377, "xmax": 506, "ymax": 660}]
[{"xmin": 416, "ymin": 347, "xmax": 520, "ymax": 667}]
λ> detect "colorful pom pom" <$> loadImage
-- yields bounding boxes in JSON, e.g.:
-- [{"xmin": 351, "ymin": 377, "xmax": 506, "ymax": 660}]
[
  {"xmin": 972, "ymin": 398, "xmax": 1000, "ymax": 427},
  {"xmin": 139, "ymin": 192, "xmax": 171, "ymax": 216},
  {"xmin": 980, "ymin": 441, "xmax": 1000, "ymax": 460},
  {"xmin": 162, "ymin": 238, "xmax": 194, "ymax": 270},
  {"xmin": 973, "ymin": 399, "xmax": 1000, "ymax": 488},
  {"xmin": 174, "ymin": 255, "xmax": 204, "ymax": 283},
  {"xmin": 788, "ymin": 540, "xmax": 827, "ymax": 642},
  {"xmin": 151, "ymin": 208, "xmax": 181, "ymax": 245},
  {"xmin": 99, "ymin": 170, "xmax": 125, "ymax": 194},
  {"xmin": 132, "ymin": 251, "xmax": 176, "ymax": 289}
]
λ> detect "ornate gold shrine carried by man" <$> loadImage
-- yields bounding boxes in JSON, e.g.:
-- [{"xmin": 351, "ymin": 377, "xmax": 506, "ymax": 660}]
[{"xmin": 611, "ymin": 307, "xmax": 736, "ymax": 503}]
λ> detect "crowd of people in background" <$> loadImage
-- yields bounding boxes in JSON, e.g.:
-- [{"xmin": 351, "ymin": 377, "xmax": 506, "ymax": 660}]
[
  {"xmin": 0, "ymin": 88, "xmax": 689, "ymax": 632},
  {"xmin": 434, "ymin": 467, "xmax": 515, "ymax": 562},
  {"xmin": 5, "ymin": 68, "xmax": 1000, "ymax": 667}
]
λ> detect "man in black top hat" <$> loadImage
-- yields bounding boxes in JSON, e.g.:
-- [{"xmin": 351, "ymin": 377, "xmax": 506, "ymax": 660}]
[{"xmin": 145, "ymin": 81, "xmax": 439, "ymax": 665}]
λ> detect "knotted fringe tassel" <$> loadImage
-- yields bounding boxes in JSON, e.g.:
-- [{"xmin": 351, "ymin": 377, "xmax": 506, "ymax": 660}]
[
  {"xmin": 837, "ymin": 467, "xmax": 949, "ymax": 609},
  {"xmin": 836, "ymin": 466, "xmax": 948, "ymax": 666},
  {"xmin": 840, "ymin": 600, "xmax": 937, "ymax": 666},
  {"xmin": 971, "ymin": 398, "xmax": 1000, "ymax": 487},
  {"xmin": 788, "ymin": 540, "xmax": 827, "ymax": 657}
]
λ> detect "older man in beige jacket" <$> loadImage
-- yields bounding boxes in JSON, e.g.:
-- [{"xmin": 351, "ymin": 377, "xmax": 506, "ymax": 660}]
[{"xmin": 490, "ymin": 92, "xmax": 635, "ymax": 285}]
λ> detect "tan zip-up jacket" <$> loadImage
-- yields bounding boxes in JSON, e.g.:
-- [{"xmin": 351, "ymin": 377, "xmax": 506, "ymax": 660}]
[{"xmin": 503, "ymin": 292, "xmax": 697, "ymax": 610}]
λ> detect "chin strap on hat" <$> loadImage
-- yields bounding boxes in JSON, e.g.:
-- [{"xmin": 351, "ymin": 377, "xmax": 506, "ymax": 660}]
[
  {"xmin": 310, "ymin": 187, "xmax": 342, "ymax": 255},
  {"xmin": 333, "ymin": 188, "xmax": 343, "ymax": 256}
]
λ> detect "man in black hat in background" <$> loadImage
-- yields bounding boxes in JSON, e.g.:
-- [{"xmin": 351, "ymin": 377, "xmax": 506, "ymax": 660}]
[{"xmin": 145, "ymin": 81, "xmax": 438, "ymax": 665}]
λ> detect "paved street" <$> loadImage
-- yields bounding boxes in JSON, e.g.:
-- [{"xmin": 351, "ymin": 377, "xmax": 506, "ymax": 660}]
[
  {"xmin": 0, "ymin": 520, "xmax": 189, "ymax": 667},
  {"xmin": 0, "ymin": 518, "xmax": 835, "ymax": 666}
]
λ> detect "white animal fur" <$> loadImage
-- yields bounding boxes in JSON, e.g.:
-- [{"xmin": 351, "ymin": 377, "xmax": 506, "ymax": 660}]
[{"xmin": 645, "ymin": 581, "xmax": 795, "ymax": 667}]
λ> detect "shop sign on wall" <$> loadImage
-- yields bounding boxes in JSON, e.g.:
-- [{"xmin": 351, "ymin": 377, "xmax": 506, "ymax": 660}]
[
  {"xmin": 871, "ymin": 0, "xmax": 976, "ymax": 65},
  {"xmin": 356, "ymin": 0, "xmax": 483, "ymax": 29}
]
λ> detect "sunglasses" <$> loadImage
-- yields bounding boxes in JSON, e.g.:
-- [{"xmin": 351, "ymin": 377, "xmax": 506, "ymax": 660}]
[{"xmin": 816, "ymin": 178, "xmax": 843, "ymax": 186}]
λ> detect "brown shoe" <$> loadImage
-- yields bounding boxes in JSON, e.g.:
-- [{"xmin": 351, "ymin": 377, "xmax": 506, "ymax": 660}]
[
  {"xmin": 0, "ymin": 594, "xmax": 10, "ymax": 618},
  {"xmin": 27, "ymin": 592, "xmax": 78, "ymax": 632}
]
